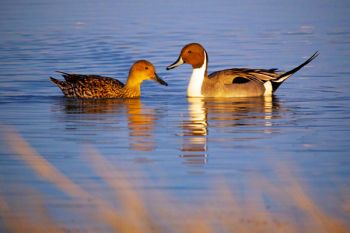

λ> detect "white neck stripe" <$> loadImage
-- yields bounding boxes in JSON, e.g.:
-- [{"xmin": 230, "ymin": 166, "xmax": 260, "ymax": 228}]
[{"xmin": 187, "ymin": 51, "xmax": 207, "ymax": 97}]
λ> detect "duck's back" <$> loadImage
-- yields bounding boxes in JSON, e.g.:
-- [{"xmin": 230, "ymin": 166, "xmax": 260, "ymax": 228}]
[{"xmin": 50, "ymin": 72, "xmax": 125, "ymax": 98}]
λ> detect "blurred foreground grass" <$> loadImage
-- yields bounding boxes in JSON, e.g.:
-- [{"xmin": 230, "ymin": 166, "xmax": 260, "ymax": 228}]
[{"xmin": 0, "ymin": 127, "xmax": 349, "ymax": 233}]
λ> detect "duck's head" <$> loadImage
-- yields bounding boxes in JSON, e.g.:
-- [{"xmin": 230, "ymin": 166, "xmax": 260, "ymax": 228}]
[
  {"xmin": 167, "ymin": 43, "xmax": 207, "ymax": 70},
  {"xmin": 128, "ymin": 60, "xmax": 168, "ymax": 86}
]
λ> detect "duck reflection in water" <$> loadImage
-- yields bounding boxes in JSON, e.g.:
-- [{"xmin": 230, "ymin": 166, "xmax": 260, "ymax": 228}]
[
  {"xmin": 181, "ymin": 98, "xmax": 208, "ymax": 165},
  {"xmin": 181, "ymin": 96, "xmax": 281, "ymax": 165},
  {"xmin": 126, "ymin": 99, "xmax": 156, "ymax": 152},
  {"xmin": 57, "ymin": 98, "xmax": 156, "ymax": 152}
]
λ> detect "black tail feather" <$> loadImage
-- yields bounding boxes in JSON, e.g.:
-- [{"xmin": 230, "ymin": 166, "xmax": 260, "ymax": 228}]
[
  {"xmin": 55, "ymin": 71, "xmax": 70, "ymax": 75},
  {"xmin": 50, "ymin": 77, "xmax": 60, "ymax": 84},
  {"xmin": 50, "ymin": 77, "xmax": 65, "ymax": 89},
  {"xmin": 276, "ymin": 51, "xmax": 319, "ymax": 82}
]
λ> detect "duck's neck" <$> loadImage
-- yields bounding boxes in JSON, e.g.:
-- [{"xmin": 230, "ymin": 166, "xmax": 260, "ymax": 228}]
[
  {"xmin": 187, "ymin": 51, "xmax": 208, "ymax": 97},
  {"xmin": 124, "ymin": 75, "xmax": 142, "ymax": 98}
]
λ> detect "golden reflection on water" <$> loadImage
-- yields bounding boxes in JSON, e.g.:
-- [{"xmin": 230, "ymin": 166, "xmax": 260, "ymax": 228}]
[
  {"xmin": 126, "ymin": 99, "xmax": 156, "ymax": 151},
  {"xmin": 180, "ymin": 96, "xmax": 280, "ymax": 164},
  {"xmin": 60, "ymin": 98, "xmax": 156, "ymax": 151},
  {"xmin": 204, "ymin": 96, "xmax": 279, "ymax": 127},
  {"xmin": 59, "ymin": 96, "xmax": 280, "ymax": 159}
]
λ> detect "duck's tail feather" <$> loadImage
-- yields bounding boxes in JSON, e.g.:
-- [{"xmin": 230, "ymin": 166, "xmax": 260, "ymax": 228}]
[
  {"xmin": 55, "ymin": 71, "xmax": 71, "ymax": 76},
  {"xmin": 50, "ymin": 77, "xmax": 66, "ymax": 90},
  {"xmin": 271, "ymin": 51, "xmax": 319, "ymax": 91}
]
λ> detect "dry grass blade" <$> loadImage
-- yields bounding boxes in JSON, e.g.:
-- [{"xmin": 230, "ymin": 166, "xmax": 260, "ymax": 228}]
[
  {"xmin": 3, "ymin": 127, "xmax": 138, "ymax": 233},
  {"xmin": 84, "ymin": 146, "xmax": 162, "ymax": 233},
  {"xmin": 0, "ymin": 193, "xmax": 64, "ymax": 233},
  {"xmin": 4, "ymin": 127, "xmax": 88, "ymax": 199}
]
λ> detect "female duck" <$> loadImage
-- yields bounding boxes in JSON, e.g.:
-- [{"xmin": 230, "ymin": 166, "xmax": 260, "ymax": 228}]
[
  {"xmin": 167, "ymin": 43, "xmax": 318, "ymax": 97},
  {"xmin": 50, "ymin": 60, "xmax": 167, "ymax": 98}
]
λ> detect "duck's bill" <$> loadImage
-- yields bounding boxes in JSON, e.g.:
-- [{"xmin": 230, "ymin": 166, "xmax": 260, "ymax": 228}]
[
  {"xmin": 153, "ymin": 73, "xmax": 168, "ymax": 86},
  {"xmin": 166, "ymin": 57, "xmax": 184, "ymax": 70}
]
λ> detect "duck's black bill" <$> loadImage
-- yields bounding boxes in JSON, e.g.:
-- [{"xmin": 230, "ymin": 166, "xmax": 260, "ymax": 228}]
[
  {"xmin": 166, "ymin": 56, "xmax": 184, "ymax": 70},
  {"xmin": 153, "ymin": 73, "xmax": 168, "ymax": 86}
]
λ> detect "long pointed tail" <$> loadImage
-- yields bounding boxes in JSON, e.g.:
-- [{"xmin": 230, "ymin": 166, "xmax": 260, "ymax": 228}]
[
  {"xmin": 276, "ymin": 51, "xmax": 319, "ymax": 83},
  {"xmin": 271, "ymin": 51, "xmax": 319, "ymax": 92},
  {"xmin": 49, "ymin": 77, "xmax": 66, "ymax": 90}
]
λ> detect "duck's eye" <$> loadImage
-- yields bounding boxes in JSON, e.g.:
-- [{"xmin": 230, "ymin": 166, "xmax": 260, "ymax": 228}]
[
  {"xmin": 145, "ymin": 66, "xmax": 149, "ymax": 70},
  {"xmin": 188, "ymin": 50, "xmax": 192, "ymax": 54}
]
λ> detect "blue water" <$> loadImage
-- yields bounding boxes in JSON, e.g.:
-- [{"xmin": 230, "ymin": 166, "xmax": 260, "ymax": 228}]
[{"xmin": 1, "ymin": 0, "xmax": 350, "ymax": 231}]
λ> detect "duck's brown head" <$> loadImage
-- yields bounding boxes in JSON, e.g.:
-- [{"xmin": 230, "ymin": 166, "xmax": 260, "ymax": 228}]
[{"xmin": 167, "ymin": 43, "xmax": 207, "ymax": 70}]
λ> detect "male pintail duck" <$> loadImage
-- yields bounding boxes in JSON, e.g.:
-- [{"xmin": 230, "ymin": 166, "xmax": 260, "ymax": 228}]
[
  {"xmin": 167, "ymin": 43, "xmax": 318, "ymax": 97},
  {"xmin": 50, "ymin": 60, "xmax": 167, "ymax": 98}
]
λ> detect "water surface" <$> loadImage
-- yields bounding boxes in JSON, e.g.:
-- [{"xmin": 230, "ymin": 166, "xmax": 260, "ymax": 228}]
[{"xmin": 1, "ymin": 0, "xmax": 350, "ymax": 231}]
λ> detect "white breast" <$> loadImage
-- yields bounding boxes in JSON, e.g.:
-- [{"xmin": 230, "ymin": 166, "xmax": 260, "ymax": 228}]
[{"xmin": 187, "ymin": 52, "xmax": 207, "ymax": 97}]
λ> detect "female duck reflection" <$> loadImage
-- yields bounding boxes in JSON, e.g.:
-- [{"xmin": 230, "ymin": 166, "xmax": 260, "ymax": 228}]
[
  {"xmin": 180, "ymin": 96, "xmax": 282, "ymax": 165},
  {"xmin": 56, "ymin": 98, "xmax": 157, "ymax": 152}
]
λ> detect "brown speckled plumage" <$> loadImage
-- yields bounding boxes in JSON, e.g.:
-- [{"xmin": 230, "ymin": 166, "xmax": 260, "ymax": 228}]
[{"xmin": 50, "ymin": 60, "xmax": 167, "ymax": 99}]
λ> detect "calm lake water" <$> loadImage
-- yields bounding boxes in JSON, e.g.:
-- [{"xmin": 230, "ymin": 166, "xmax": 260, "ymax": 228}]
[{"xmin": 1, "ymin": 0, "xmax": 350, "ymax": 232}]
